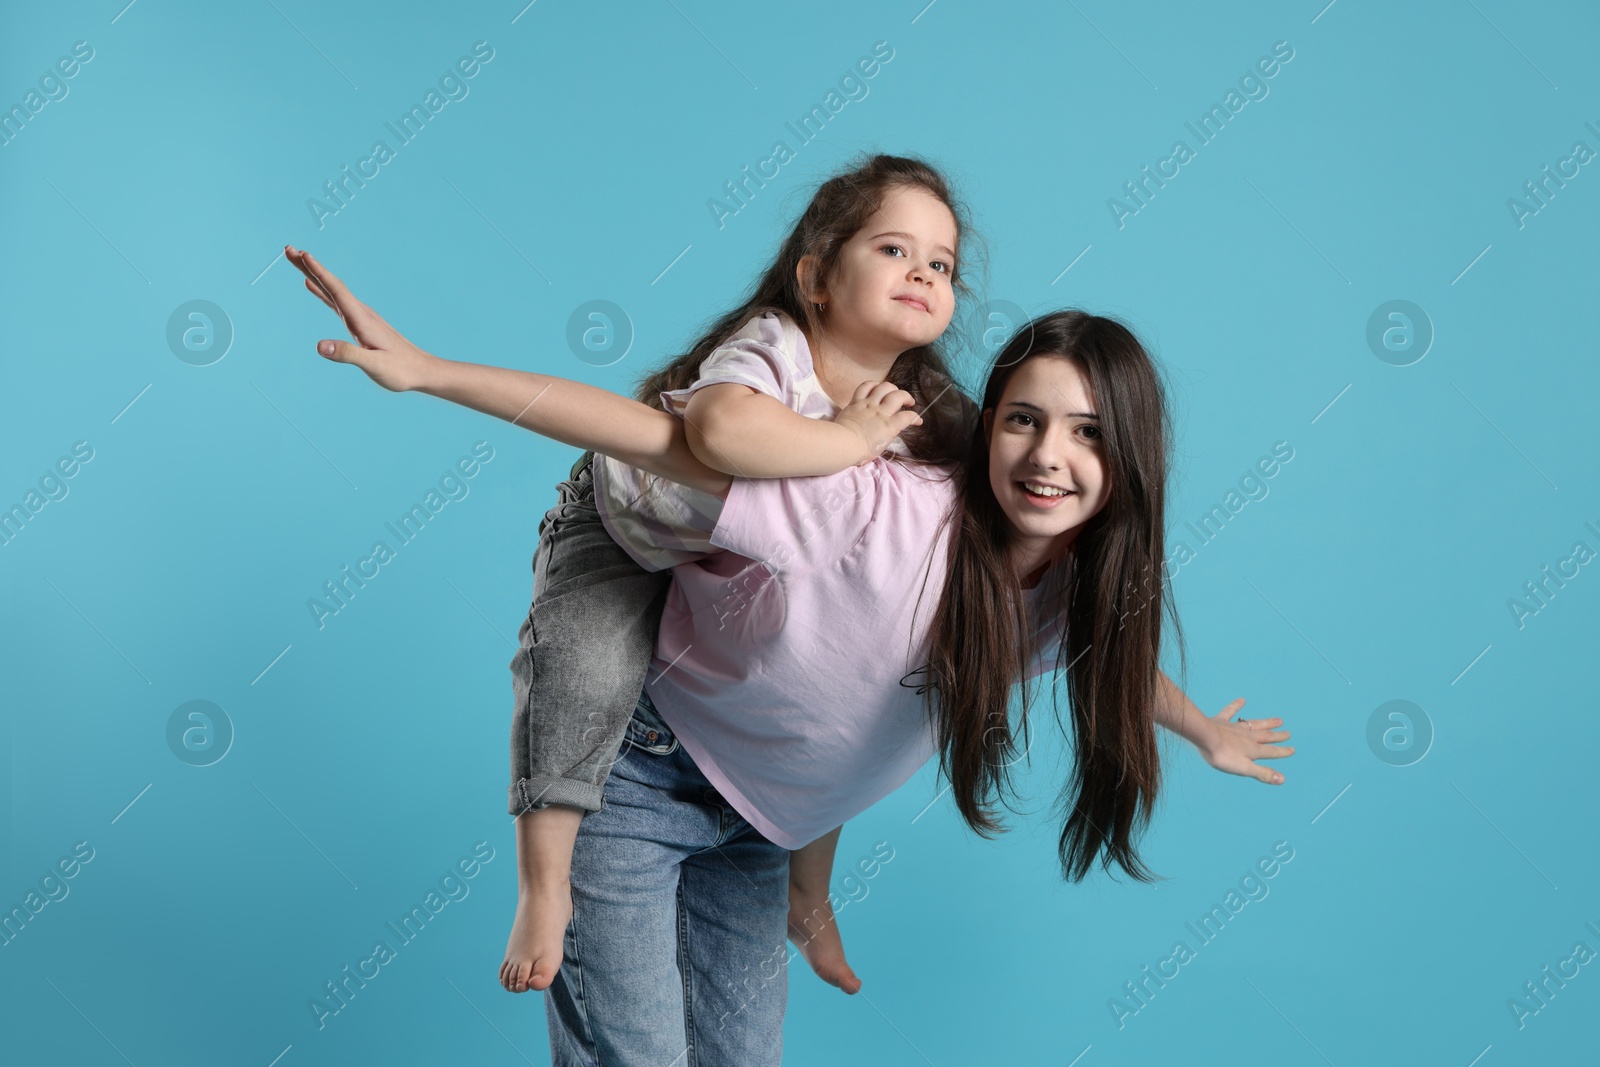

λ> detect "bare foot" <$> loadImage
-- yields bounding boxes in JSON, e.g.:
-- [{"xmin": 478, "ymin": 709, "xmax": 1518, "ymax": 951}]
[
  {"xmin": 787, "ymin": 896, "xmax": 862, "ymax": 994},
  {"xmin": 500, "ymin": 879, "xmax": 573, "ymax": 993}
]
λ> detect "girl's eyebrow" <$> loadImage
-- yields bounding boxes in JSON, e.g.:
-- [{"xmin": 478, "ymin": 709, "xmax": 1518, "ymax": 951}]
[
  {"xmin": 1005, "ymin": 400, "xmax": 1099, "ymax": 419},
  {"xmin": 868, "ymin": 231, "xmax": 957, "ymax": 260}
]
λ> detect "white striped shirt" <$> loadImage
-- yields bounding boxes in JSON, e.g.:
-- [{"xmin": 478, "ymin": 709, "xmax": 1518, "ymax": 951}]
[{"xmin": 594, "ymin": 309, "xmax": 907, "ymax": 571}]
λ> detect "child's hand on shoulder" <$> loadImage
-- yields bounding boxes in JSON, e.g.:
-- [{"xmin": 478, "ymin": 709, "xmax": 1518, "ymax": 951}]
[
  {"xmin": 1201, "ymin": 699, "xmax": 1294, "ymax": 785},
  {"xmin": 833, "ymin": 380, "xmax": 922, "ymax": 464},
  {"xmin": 285, "ymin": 245, "xmax": 436, "ymax": 394}
]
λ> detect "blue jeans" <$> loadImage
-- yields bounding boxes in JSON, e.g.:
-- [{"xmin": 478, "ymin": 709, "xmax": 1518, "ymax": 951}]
[{"xmin": 545, "ymin": 690, "xmax": 792, "ymax": 1065}]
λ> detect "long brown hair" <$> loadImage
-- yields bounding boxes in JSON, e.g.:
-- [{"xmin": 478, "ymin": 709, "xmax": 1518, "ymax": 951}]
[
  {"xmin": 919, "ymin": 310, "xmax": 1186, "ymax": 882},
  {"xmin": 633, "ymin": 153, "xmax": 982, "ymax": 463}
]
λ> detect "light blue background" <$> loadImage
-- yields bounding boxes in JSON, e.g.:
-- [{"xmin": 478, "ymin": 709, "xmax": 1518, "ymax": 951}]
[{"xmin": 3, "ymin": 1, "xmax": 1597, "ymax": 1063}]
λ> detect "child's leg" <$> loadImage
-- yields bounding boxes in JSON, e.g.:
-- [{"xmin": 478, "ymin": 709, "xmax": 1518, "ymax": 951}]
[
  {"xmin": 502, "ymin": 452, "xmax": 671, "ymax": 994},
  {"xmin": 786, "ymin": 826, "xmax": 863, "ymax": 994},
  {"xmin": 507, "ymin": 451, "xmax": 671, "ymax": 816},
  {"xmin": 500, "ymin": 805, "xmax": 582, "ymax": 995}
]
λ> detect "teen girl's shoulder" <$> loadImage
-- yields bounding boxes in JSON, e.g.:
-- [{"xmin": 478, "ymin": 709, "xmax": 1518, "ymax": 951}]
[
  {"xmin": 888, "ymin": 456, "xmax": 961, "ymax": 488},
  {"xmin": 876, "ymin": 458, "xmax": 963, "ymax": 533}
]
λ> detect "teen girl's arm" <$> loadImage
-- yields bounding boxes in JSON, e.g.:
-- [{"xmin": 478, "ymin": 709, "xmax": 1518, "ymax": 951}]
[
  {"xmin": 285, "ymin": 246, "xmax": 729, "ymax": 497},
  {"xmin": 683, "ymin": 380, "xmax": 922, "ymax": 479},
  {"xmin": 1153, "ymin": 671, "xmax": 1295, "ymax": 785}
]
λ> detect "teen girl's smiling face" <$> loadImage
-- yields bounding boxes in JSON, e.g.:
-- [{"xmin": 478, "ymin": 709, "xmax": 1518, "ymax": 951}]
[
  {"xmin": 985, "ymin": 355, "xmax": 1111, "ymax": 581},
  {"xmin": 806, "ymin": 184, "xmax": 958, "ymax": 353}
]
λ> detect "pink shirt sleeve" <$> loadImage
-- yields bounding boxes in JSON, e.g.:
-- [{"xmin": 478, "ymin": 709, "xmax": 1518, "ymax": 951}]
[{"xmin": 710, "ymin": 465, "xmax": 879, "ymax": 579}]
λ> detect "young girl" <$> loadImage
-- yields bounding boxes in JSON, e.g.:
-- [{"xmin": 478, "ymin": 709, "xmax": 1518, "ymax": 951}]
[
  {"xmin": 287, "ymin": 242, "xmax": 1295, "ymax": 1062},
  {"xmin": 293, "ymin": 151, "xmax": 982, "ymax": 994}
]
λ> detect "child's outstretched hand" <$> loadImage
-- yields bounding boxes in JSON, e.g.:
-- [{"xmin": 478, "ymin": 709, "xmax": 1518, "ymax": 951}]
[
  {"xmin": 834, "ymin": 380, "xmax": 923, "ymax": 464},
  {"xmin": 1200, "ymin": 699, "xmax": 1294, "ymax": 785},
  {"xmin": 787, "ymin": 887, "xmax": 863, "ymax": 994},
  {"xmin": 283, "ymin": 245, "xmax": 435, "ymax": 393}
]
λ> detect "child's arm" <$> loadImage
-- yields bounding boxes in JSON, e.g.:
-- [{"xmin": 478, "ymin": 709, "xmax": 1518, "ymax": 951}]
[
  {"xmin": 1153, "ymin": 670, "xmax": 1294, "ymax": 784},
  {"xmin": 683, "ymin": 379, "xmax": 923, "ymax": 479},
  {"xmin": 788, "ymin": 826, "xmax": 840, "ymax": 909},
  {"xmin": 286, "ymin": 246, "xmax": 729, "ymax": 496}
]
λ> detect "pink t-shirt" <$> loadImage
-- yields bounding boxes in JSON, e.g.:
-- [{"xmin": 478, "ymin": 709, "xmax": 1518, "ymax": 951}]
[{"xmin": 644, "ymin": 459, "xmax": 1074, "ymax": 850}]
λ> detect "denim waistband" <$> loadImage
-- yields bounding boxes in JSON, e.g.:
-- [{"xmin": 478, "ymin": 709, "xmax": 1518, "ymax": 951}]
[
  {"xmin": 625, "ymin": 688, "xmax": 679, "ymax": 755},
  {"xmin": 632, "ymin": 688, "xmax": 671, "ymax": 735}
]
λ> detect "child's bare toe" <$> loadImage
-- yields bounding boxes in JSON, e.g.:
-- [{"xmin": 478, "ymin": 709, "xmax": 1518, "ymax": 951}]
[
  {"xmin": 821, "ymin": 961, "xmax": 862, "ymax": 994},
  {"xmin": 501, "ymin": 882, "xmax": 573, "ymax": 993},
  {"xmin": 528, "ymin": 958, "xmax": 557, "ymax": 992}
]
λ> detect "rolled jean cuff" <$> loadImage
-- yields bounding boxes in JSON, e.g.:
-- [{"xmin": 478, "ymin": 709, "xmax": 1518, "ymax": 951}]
[{"xmin": 508, "ymin": 775, "xmax": 605, "ymax": 817}]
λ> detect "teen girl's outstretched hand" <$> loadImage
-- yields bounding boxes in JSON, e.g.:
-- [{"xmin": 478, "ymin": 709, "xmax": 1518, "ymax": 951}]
[
  {"xmin": 283, "ymin": 245, "xmax": 436, "ymax": 393},
  {"xmin": 833, "ymin": 380, "xmax": 922, "ymax": 464},
  {"xmin": 1201, "ymin": 699, "xmax": 1295, "ymax": 785},
  {"xmin": 1153, "ymin": 675, "xmax": 1294, "ymax": 785}
]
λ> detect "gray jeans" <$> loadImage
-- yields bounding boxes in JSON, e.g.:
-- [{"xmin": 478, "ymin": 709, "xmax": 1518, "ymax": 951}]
[{"xmin": 507, "ymin": 451, "xmax": 672, "ymax": 816}]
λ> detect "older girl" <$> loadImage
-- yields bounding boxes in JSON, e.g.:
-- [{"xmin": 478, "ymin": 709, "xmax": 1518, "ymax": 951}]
[{"xmin": 288, "ymin": 231, "xmax": 1293, "ymax": 1061}]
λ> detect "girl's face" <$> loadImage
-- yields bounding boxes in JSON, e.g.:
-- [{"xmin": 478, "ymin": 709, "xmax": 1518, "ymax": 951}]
[
  {"xmin": 984, "ymin": 355, "xmax": 1111, "ymax": 576},
  {"xmin": 812, "ymin": 184, "xmax": 958, "ymax": 352}
]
